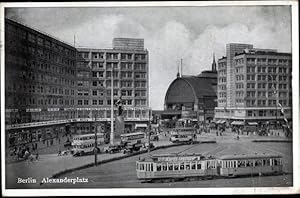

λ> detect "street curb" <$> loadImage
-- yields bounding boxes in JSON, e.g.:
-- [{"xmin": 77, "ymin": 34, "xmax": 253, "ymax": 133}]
[
  {"xmin": 252, "ymin": 139, "xmax": 292, "ymax": 143},
  {"xmin": 42, "ymin": 141, "xmax": 217, "ymax": 185}
]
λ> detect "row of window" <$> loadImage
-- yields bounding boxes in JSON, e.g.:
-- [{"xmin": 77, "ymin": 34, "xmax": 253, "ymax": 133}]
[
  {"xmin": 26, "ymin": 46, "xmax": 75, "ymax": 66},
  {"xmin": 222, "ymin": 158, "xmax": 282, "ymax": 168},
  {"xmin": 8, "ymin": 83, "xmax": 76, "ymax": 96},
  {"xmin": 138, "ymin": 160, "xmax": 218, "ymax": 172},
  {"xmin": 245, "ymin": 99, "xmax": 289, "ymax": 107},
  {"xmin": 247, "ymin": 109, "xmax": 291, "ymax": 117},
  {"xmin": 19, "ymin": 71, "xmax": 75, "ymax": 86},
  {"xmin": 6, "ymin": 23, "xmax": 76, "ymax": 58},
  {"xmin": 77, "ymin": 99, "xmax": 147, "ymax": 106},
  {"xmin": 11, "ymin": 97, "xmax": 75, "ymax": 106},
  {"xmin": 246, "ymin": 58, "xmax": 290, "ymax": 65},
  {"xmin": 80, "ymin": 52, "xmax": 146, "ymax": 60}
]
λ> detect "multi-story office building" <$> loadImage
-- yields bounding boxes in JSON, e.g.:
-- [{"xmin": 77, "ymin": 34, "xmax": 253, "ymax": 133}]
[
  {"xmin": 5, "ymin": 19, "xmax": 77, "ymax": 146},
  {"xmin": 75, "ymin": 39, "xmax": 149, "ymax": 133},
  {"xmin": 5, "ymin": 18, "xmax": 149, "ymax": 147},
  {"xmin": 215, "ymin": 44, "xmax": 292, "ymax": 124}
]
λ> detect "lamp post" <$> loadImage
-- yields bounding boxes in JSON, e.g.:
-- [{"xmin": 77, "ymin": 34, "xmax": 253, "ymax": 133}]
[
  {"xmin": 269, "ymin": 75, "xmax": 278, "ymax": 128},
  {"xmin": 148, "ymin": 108, "xmax": 152, "ymax": 154},
  {"xmin": 94, "ymin": 112, "xmax": 97, "ymax": 166},
  {"xmin": 110, "ymin": 67, "xmax": 114, "ymax": 145}
]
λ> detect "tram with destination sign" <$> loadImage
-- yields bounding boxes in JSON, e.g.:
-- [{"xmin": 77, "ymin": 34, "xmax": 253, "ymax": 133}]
[{"xmin": 136, "ymin": 153, "xmax": 283, "ymax": 182}]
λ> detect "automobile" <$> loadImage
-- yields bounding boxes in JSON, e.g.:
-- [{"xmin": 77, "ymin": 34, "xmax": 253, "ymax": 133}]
[
  {"xmin": 150, "ymin": 134, "xmax": 159, "ymax": 141},
  {"xmin": 73, "ymin": 147, "xmax": 101, "ymax": 157},
  {"xmin": 122, "ymin": 143, "xmax": 145, "ymax": 154},
  {"xmin": 144, "ymin": 142, "xmax": 155, "ymax": 149},
  {"xmin": 61, "ymin": 149, "xmax": 73, "ymax": 156},
  {"xmin": 170, "ymin": 134, "xmax": 193, "ymax": 143},
  {"xmin": 104, "ymin": 145, "xmax": 122, "ymax": 154},
  {"xmin": 64, "ymin": 141, "xmax": 72, "ymax": 147}
]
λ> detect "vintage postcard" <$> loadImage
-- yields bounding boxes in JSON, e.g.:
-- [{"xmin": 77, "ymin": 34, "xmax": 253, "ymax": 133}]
[{"xmin": 1, "ymin": 1, "xmax": 299, "ymax": 196}]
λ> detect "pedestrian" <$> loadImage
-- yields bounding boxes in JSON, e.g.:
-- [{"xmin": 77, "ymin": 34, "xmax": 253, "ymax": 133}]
[
  {"xmin": 24, "ymin": 149, "xmax": 29, "ymax": 160},
  {"xmin": 36, "ymin": 152, "xmax": 39, "ymax": 160},
  {"xmin": 35, "ymin": 143, "xmax": 38, "ymax": 149},
  {"xmin": 58, "ymin": 150, "xmax": 61, "ymax": 156},
  {"xmin": 29, "ymin": 153, "xmax": 34, "ymax": 162}
]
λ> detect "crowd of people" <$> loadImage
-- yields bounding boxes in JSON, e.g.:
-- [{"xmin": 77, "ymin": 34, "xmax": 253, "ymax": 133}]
[{"xmin": 10, "ymin": 144, "xmax": 39, "ymax": 162}]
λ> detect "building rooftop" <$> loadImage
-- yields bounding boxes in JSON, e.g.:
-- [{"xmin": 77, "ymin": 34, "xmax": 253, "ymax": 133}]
[
  {"xmin": 235, "ymin": 50, "xmax": 291, "ymax": 57},
  {"xmin": 196, "ymin": 70, "xmax": 218, "ymax": 78},
  {"xmin": 6, "ymin": 18, "xmax": 75, "ymax": 49},
  {"xmin": 180, "ymin": 76, "xmax": 217, "ymax": 98}
]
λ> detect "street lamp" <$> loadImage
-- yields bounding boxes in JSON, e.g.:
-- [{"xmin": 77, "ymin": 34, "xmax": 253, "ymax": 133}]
[
  {"xmin": 110, "ymin": 67, "xmax": 114, "ymax": 145},
  {"xmin": 94, "ymin": 112, "xmax": 97, "ymax": 166},
  {"xmin": 269, "ymin": 75, "xmax": 278, "ymax": 128},
  {"xmin": 148, "ymin": 108, "xmax": 152, "ymax": 154}
]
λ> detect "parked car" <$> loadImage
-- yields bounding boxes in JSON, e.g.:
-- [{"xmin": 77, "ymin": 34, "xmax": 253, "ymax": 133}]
[
  {"xmin": 64, "ymin": 141, "xmax": 72, "ymax": 147},
  {"xmin": 61, "ymin": 149, "xmax": 73, "ymax": 156},
  {"xmin": 150, "ymin": 134, "xmax": 159, "ymax": 141},
  {"xmin": 122, "ymin": 142, "xmax": 146, "ymax": 154},
  {"xmin": 104, "ymin": 145, "xmax": 122, "ymax": 154}
]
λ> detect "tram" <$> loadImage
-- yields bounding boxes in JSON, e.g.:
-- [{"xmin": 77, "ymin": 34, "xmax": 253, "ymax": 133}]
[
  {"xmin": 218, "ymin": 154, "xmax": 283, "ymax": 177},
  {"xmin": 136, "ymin": 153, "xmax": 283, "ymax": 182}
]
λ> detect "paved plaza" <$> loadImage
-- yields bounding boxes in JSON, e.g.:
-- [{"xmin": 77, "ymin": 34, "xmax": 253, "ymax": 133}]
[{"xmin": 5, "ymin": 130, "xmax": 292, "ymax": 189}]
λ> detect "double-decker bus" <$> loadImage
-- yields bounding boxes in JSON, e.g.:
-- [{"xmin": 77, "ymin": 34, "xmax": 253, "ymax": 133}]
[
  {"xmin": 121, "ymin": 132, "xmax": 146, "ymax": 145},
  {"xmin": 120, "ymin": 132, "xmax": 147, "ymax": 152},
  {"xmin": 170, "ymin": 127, "xmax": 197, "ymax": 143},
  {"xmin": 72, "ymin": 133, "xmax": 104, "ymax": 156}
]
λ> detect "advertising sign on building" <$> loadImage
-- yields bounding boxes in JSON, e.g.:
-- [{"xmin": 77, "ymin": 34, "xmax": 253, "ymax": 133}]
[{"xmin": 181, "ymin": 110, "xmax": 197, "ymax": 119}]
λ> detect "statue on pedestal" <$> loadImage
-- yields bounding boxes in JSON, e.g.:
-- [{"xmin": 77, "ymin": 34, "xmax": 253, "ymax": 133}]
[{"xmin": 115, "ymin": 96, "xmax": 123, "ymax": 116}]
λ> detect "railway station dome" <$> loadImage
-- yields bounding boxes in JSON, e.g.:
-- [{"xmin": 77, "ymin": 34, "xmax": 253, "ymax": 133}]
[
  {"xmin": 164, "ymin": 75, "xmax": 217, "ymax": 112},
  {"xmin": 162, "ymin": 55, "xmax": 218, "ymax": 122}
]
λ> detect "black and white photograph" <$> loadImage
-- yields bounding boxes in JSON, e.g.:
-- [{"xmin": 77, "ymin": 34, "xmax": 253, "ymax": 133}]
[{"xmin": 1, "ymin": 1, "xmax": 299, "ymax": 196}]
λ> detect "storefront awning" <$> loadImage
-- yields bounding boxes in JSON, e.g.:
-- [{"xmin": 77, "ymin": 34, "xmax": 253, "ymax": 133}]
[
  {"xmin": 135, "ymin": 123, "xmax": 148, "ymax": 128},
  {"xmin": 216, "ymin": 120, "xmax": 226, "ymax": 124},
  {"xmin": 231, "ymin": 121, "xmax": 244, "ymax": 125},
  {"xmin": 248, "ymin": 122, "xmax": 258, "ymax": 126}
]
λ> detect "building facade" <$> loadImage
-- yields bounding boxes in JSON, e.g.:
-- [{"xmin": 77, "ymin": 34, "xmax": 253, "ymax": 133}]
[
  {"xmin": 5, "ymin": 19, "xmax": 77, "ymax": 146},
  {"xmin": 75, "ymin": 40, "xmax": 150, "ymax": 133},
  {"xmin": 215, "ymin": 44, "xmax": 292, "ymax": 124},
  {"xmin": 164, "ymin": 58, "xmax": 218, "ymax": 123},
  {"xmin": 5, "ymin": 18, "xmax": 149, "ymax": 147}
]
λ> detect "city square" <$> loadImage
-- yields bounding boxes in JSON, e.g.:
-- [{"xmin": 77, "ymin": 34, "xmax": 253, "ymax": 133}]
[{"xmin": 1, "ymin": 2, "xmax": 299, "ymax": 196}]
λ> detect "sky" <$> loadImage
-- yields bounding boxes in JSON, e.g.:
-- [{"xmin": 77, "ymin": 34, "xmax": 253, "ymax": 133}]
[{"xmin": 5, "ymin": 4, "xmax": 292, "ymax": 110}]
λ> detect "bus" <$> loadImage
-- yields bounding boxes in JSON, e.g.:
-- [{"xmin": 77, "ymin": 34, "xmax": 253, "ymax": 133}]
[
  {"xmin": 170, "ymin": 127, "xmax": 197, "ymax": 143},
  {"xmin": 120, "ymin": 132, "xmax": 146, "ymax": 152},
  {"xmin": 121, "ymin": 132, "xmax": 146, "ymax": 145},
  {"xmin": 72, "ymin": 133, "xmax": 105, "ymax": 156}
]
